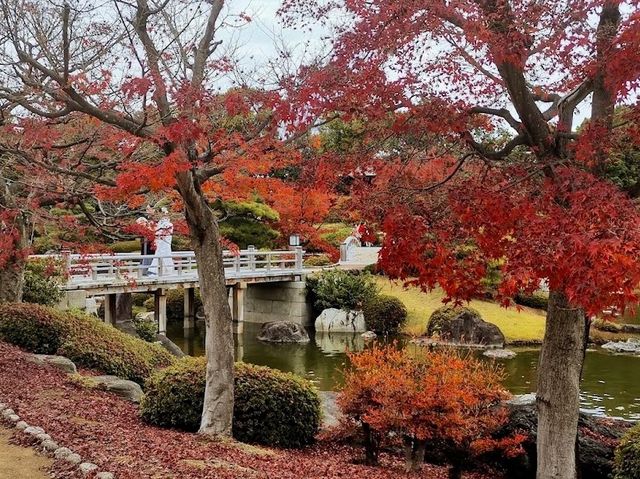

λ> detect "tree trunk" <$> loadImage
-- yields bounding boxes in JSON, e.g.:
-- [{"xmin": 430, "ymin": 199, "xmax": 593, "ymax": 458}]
[
  {"xmin": 403, "ymin": 436, "xmax": 426, "ymax": 472},
  {"xmin": 0, "ymin": 255, "xmax": 26, "ymax": 303},
  {"xmin": 176, "ymin": 171, "xmax": 234, "ymax": 437},
  {"xmin": 362, "ymin": 422, "xmax": 379, "ymax": 466},
  {"xmin": 536, "ymin": 290, "xmax": 587, "ymax": 479}
]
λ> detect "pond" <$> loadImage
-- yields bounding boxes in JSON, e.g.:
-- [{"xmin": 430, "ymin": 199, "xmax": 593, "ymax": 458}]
[{"xmin": 167, "ymin": 321, "xmax": 640, "ymax": 421}]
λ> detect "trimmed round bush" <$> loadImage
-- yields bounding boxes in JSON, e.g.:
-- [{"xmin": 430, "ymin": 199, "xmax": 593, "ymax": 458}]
[
  {"xmin": 614, "ymin": 423, "xmax": 640, "ymax": 479},
  {"xmin": 0, "ymin": 303, "xmax": 65, "ymax": 354},
  {"xmin": 514, "ymin": 291, "xmax": 549, "ymax": 311},
  {"xmin": 363, "ymin": 294, "xmax": 407, "ymax": 334},
  {"xmin": 141, "ymin": 357, "xmax": 321, "ymax": 448},
  {"xmin": 304, "ymin": 254, "xmax": 333, "ymax": 267},
  {"xmin": 22, "ymin": 260, "xmax": 64, "ymax": 306},
  {"xmin": 0, "ymin": 303, "xmax": 174, "ymax": 384},
  {"xmin": 307, "ymin": 269, "xmax": 378, "ymax": 311}
]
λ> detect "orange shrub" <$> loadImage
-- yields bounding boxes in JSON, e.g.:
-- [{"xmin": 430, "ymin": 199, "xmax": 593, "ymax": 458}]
[{"xmin": 339, "ymin": 344, "xmax": 524, "ymax": 476}]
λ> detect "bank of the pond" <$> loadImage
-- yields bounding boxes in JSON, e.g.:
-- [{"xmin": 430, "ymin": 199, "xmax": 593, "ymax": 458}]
[
  {"xmin": 375, "ymin": 278, "xmax": 547, "ymax": 342},
  {"xmin": 168, "ymin": 322, "xmax": 640, "ymax": 421}
]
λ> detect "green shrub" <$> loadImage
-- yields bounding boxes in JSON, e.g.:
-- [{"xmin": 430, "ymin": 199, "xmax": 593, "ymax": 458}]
[
  {"xmin": 514, "ymin": 291, "xmax": 549, "ymax": 311},
  {"xmin": 319, "ymin": 223, "xmax": 353, "ymax": 248},
  {"xmin": 614, "ymin": 423, "xmax": 640, "ymax": 479},
  {"xmin": 427, "ymin": 306, "xmax": 481, "ymax": 336},
  {"xmin": 0, "ymin": 303, "xmax": 65, "ymax": 354},
  {"xmin": 143, "ymin": 289, "xmax": 202, "ymax": 322},
  {"xmin": 110, "ymin": 240, "xmax": 141, "ymax": 253},
  {"xmin": 132, "ymin": 293, "xmax": 151, "ymax": 307},
  {"xmin": 141, "ymin": 357, "xmax": 321, "ymax": 448},
  {"xmin": 362, "ymin": 294, "xmax": 407, "ymax": 335},
  {"xmin": 304, "ymin": 254, "xmax": 333, "ymax": 267},
  {"xmin": 0, "ymin": 303, "xmax": 174, "ymax": 384},
  {"xmin": 22, "ymin": 260, "xmax": 65, "ymax": 306},
  {"xmin": 132, "ymin": 315, "xmax": 158, "ymax": 342},
  {"xmin": 307, "ymin": 270, "xmax": 378, "ymax": 311}
]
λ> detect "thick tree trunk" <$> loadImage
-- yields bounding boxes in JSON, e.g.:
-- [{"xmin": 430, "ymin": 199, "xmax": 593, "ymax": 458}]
[
  {"xmin": 403, "ymin": 436, "xmax": 426, "ymax": 472},
  {"xmin": 176, "ymin": 171, "xmax": 234, "ymax": 437},
  {"xmin": 536, "ymin": 290, "xmax": 587, "ymax": 479},
  {"xmin": 116, "ymin": 293, "xmax": 133, "ymax": 322},
  {"xmin": 0, "ymin": 255, "xmax": 26, "ymax": 303}
]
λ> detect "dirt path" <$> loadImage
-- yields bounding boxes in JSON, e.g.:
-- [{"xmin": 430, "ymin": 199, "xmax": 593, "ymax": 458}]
[{"xmin": 0, "ymin": 426, "xmax": 52, "ymax": 479}]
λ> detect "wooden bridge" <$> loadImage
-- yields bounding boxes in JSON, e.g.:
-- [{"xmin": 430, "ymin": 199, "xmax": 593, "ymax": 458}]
[{"xmin": 34, "ymin": 247, "xmax": 306, "ymax": 334}]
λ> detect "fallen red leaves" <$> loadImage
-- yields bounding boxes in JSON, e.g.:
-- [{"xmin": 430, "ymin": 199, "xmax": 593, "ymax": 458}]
[{"xmin": 0, "ymin": 341, "xmax": 496, "ymax": 479}]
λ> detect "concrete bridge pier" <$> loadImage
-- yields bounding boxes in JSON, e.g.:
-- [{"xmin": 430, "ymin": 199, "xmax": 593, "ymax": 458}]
[
  {"xmin": 231, "ymin": 282, "xmax": 246, "ymax": 334},
  {"xmin": 154, "ymin": 289, "xmax": 167, "ymax": 335},
  {"xmin": 183, "ymin": 287, "xmax": 196, "ymax": 330},
  {"xmin": 104, "ymin": 293, "xmax": 117, "ymax": 326}
]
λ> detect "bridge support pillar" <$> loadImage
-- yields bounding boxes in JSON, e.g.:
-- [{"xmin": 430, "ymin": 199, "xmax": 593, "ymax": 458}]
[
  {"xmin": 183, "ymin": 287, "xmax": 195, "ymax": 330},
  {"xmin": 104, "ymin": 294, "xmax": 117, "ymax": 326},
  {"xmin": 154, "ymin": 289, "xmax": 167, "ymax": 335},
  {"xmin": 232, "ymin": 282, "xmax": 246, "ymax": 334}
]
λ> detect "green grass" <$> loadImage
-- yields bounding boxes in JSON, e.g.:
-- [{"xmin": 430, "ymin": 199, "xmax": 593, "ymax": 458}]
[{"xmin": 375, "ymin": 278, "xmax": 547, "ymax": 344}]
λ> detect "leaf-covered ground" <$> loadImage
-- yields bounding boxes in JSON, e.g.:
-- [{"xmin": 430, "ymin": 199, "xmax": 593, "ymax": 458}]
[{"xmin": 0, "ymin": 341, "xmax": 495, "ymax": 479}]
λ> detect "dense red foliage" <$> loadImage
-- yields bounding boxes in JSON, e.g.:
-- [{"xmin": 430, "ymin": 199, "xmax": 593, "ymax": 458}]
[
  {"xmin": 340, "ymin": 345, "xmax": 523, "ymax": 472},
  {"xmin": 0, "ymin": 341, "xmax": 495, "ymax": 479}
]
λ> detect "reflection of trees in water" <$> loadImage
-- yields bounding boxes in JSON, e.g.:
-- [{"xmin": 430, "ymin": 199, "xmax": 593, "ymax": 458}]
[{"xmin": 167, "ymin": 323, "xmax": 640, "ymax": 418}]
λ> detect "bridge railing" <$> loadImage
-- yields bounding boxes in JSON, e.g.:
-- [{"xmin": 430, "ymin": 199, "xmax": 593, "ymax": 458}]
[{"xmin": 30, "ymin": 247, "xmax": 304, "ymax": 285}]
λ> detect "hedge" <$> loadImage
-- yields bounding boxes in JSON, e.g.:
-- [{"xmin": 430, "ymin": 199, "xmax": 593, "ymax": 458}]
[
  {"xmin": 140, "ymin": 357, "xmax": 321, "ymax": 448},
  {"xmin": 362, "ymin": 294, "xmax": 407, "ymax": 335},
  {"xmin": 514, "ymin": 291, "xmax": 549, "ymax": 311},
  {"xmin": 614, "ymin": 423, "xmax": 640, "ymax": 479},
  {"xmin": 306, "ymin": 270, "xmax": 378, "ymax": 311},
  {"xmin": 0, "ymin": 303, "xmax": 174, "ymax": 384}
]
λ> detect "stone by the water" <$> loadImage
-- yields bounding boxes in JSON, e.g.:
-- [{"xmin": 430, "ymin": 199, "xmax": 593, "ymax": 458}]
[
  {"xmin": 361, "ymin": 331, "xmax": 377, "ymax": 341},
  {"xmin": 54, "ymin": 447, "xmax": 73, "ymax": 459},
  {"xmin": 315, "ymin": 308, "xmax": 366, "ymax": 333},
  {"xmin": 257, "ymin": 321, "xmax": 310, "ymax": 343},
  {"xmin": 427, "ymin": 307, "xmax": 505, "ymax": 347},
  {"xmin": 80, "ymin": 462, "xmax": 99, "ymax": 475},
  {"xmin": 86, "ymin": 375, "xmax": 144, "ymax": 403},
  {"xmin": 601, "ymin": 338, "xmax": 640, "ymax": 354},
  {"xmin": 483, "ymin": 349, "xmax": 517, "ymax": 359}
]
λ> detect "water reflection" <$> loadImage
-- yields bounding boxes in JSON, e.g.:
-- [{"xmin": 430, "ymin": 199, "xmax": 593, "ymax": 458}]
[{"xmin": 167, "ymin": 322, "xmax": 640, "ymax": 420}]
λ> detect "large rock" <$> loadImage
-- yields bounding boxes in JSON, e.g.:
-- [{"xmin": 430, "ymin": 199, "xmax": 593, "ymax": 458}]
[
  {"xmin": 29, "ymin": 354, "xmax": 77, "ymax": 374},
  {"xmin": 257, "ymin": 321, "xmax": 310, "ymax": 343},
  {"xmin": 602, "ymin": 338, "xmax": 640, "ymax": 354},
  {"xmin": 86, "ymin": 375, "xmax": 143, "ymax": 403},
  {"xmin": 483, "ymin": 349, "xmax": 517, "ymax": 359},
  {"xmin": 427, "ymin": 307, "xmax": 505, "ymax": 347},
  {"xmin": 315, "ymin": 308, "xmax": 366, "ymax": 333},
  {"xmin": 492, "ymin": 398, "xmax": 634, "ymax": 479}
]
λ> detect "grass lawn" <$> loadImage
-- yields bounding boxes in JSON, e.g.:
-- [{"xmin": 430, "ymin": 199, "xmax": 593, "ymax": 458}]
[{"xmin": 375, "ymin": 277, "xmax": 547, "ymax": 344}]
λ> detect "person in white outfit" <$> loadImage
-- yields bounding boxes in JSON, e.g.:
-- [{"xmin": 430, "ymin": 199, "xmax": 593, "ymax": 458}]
[{"xmin": 148, "ymin": 208, "xmax": 174, "ymax": 276}]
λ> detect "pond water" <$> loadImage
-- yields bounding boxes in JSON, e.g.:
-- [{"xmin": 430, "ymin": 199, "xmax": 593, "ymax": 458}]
[{"xmin": 167, "ymin": 322, "xmax": 640, "ymax": 421}]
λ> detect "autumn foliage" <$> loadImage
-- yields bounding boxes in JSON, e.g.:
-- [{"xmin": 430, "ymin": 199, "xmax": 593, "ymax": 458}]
[{"xmin": 339, "ymin": 345, "xmax": 524, "ymax": 476}]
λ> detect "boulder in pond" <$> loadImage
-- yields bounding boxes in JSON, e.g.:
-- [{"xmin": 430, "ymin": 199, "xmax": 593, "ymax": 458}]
[
  {"xmin": 315, "ymin": 308, "xmax": 366, "ymax": 333},
  {"xmin": 257, "ymin": 321, "xmax": 310, "ymax": 343},
  {"xmin": 483, "ymin": 349, "xmax": 517, "ymax": 359},
  {"xmin": 427, "ymin": 306, "xmax": 505, "ymax": 347},
  {"xmin": 85, "ymin": 375, "xmax": 143, "ymax": 403},
  {"xmin": 492, "ymin": 397, "xmax": 633, "ymax": 479},
  {"xmin": 602, "ymin": 338, "xmax": 640, "ymax": 354}
]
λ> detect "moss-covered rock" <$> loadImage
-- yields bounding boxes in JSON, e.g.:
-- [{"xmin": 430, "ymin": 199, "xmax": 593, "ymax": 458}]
[
  {"xmin": 427, "ymin": 306, "xmax": 505, "ymax": 346},
  {"xmin": 614, "ymin": 423, "xmax": 640, "ymax": 479}
]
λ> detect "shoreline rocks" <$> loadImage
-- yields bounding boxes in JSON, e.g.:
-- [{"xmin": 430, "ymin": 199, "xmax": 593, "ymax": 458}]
[
  {"xmin": 602, "ymin": 338, "xmax": 640, "ymax": 355},
  {"xmin": 427, "ymin": 307, "xmax": 505, "ymax": 347},
  {"xmin": 257, "ymin": 321, "xmax": 310, "ymax": 343},
  {"xmin": 483, "ymin": 349, "xmax": 517, "ymax": 359},
  {"xmin": 315, "ymin": 308, "xmax": 366, "ymax": 333}
]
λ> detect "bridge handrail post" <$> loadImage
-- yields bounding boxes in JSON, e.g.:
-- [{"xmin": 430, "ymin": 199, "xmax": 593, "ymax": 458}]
[
  {"xmin": 247, "ymin": 245, "xmax": 256, "ymax": 271},
  {"xmin": 234, "ymin": 254, "xmax": 240, "ymax": 274},
  {"xmin": 295, "ymin": 246, "xmax": 303, "ymax": 271}
]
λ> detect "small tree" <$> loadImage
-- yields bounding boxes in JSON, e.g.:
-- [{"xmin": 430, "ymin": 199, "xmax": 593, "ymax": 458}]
[{"xmin": 339, "ymin": 345, "xmax": 523, "ymax": 476}]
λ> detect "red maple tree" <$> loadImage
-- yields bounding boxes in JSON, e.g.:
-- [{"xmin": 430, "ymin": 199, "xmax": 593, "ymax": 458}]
[{"xmin": 281, "ymin": 1, "xmax": 640, "ymax": 476}]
